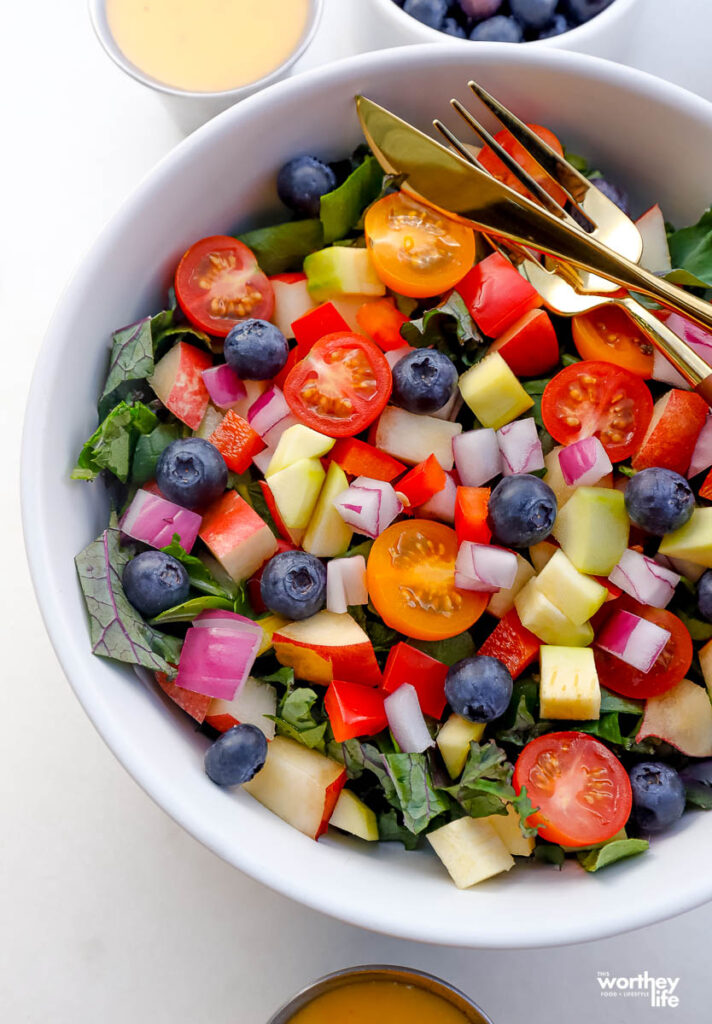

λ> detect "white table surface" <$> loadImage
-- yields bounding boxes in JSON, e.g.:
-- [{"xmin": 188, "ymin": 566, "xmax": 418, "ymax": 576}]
[{"xmin": 4, "ymin": 2, "xmax": 712, "ymax": 1021}]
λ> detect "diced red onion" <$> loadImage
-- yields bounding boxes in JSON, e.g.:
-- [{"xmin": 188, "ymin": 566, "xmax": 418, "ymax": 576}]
[
  {"xmin": 384, "ymin": 683, "xmax": 434, "ymax": 753},
  {"xmin": 201, "ymin": 364, "xmax": 246, "ymax": 409},
  {"xmin": 252, "ymin": 446, "xmax": 274, "ymax": 475},
  {"xmin": 262, "ymin": 415, "xmax": 299, "ymax": 449},
  {"xmin": 175, "ymin": 624, "xmax": 261, "ymax": 700},
  {"xmin": 596, "ymin": 609, "xmax": 671, "ymax": 673},
  {"xmin": 247, "ymin": 386, "xmax": 291, "ymax": 436},
  {"xmin": 121, "ymin": 489, "xmax": 201, "ymax": 552},
  {"xmin": 558, "ymin": 436, "xmax": 613, "ymax": 486},
  {"xmin": 453, "ymin": 429, "xmax": 502, "ymax": 487},
  {"xmin": 455, "ymin": 541, "xmax": 518, "ymax": 593},
  {"xmin": 193, "ymin": 609, "xmax": 263, "ymax": 639},
  {"xmin": 326, "ymin": 555, "xmax": 368, "ymax": 614},
  {"xmin": 334, "ymin": 478, "xmax": 403, "ymax": 538},
  {"xmin": 688, "ymin": 414, "xmax": 712, "ymax": 478},
  {"xmin": 419, "ymin": 471, "xmax": 457, "ymax": 523},
  {"xmin": 497, "ymin": 419, "xmax": 545, "ymax": 476},
  {"xmin": 384, "ymin": 346, "xmax": 412, "ymax": 369},
  {"xmin": 609, "ymin": 549, "xmax": 680, "ymax": 609},
  {"xmin": 653, "ymin": 314, "xmax": 712, "ymax": 388}
]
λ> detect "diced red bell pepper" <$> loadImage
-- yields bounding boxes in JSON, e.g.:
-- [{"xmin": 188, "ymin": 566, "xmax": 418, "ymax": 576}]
[
  {"xmin": 247, "ymin": 538, "xmax": 296, "ymax": 613},
  {"xmin": 455, "ymin": 487, "xmax": 492, "ymax": 545},
  {"xmin": 329, "ymin": 437, "xmax": 406, "ymax": 482},
  {"xmin": 478, "ymin": 609, "xmax": 539, "ymax": 679},
  {"xmin": 593, "ymin": 574, "xmax": 623, "ymax": 602},
  {"xmin": 209, "ymin": 409, "xmax": 265, "ymax": 474},
  {"xmin": 273, "ymin": 345, "xmax": 300, "ymax": 390},
  {"xmin": 489, "ymin": 308, "xmax": 559, "ymax": 377},
  {"xmin": 455, "ymin": 252, "xmax": 542, "ymax": 337},
  {"xmin": 324, "ymin": 679, "xmax": 388, "ymax": 742},
  {"xmin": 631, "ymin": 389, "xmax": 708, "ymax": 475},
  {"xmin": 356, "ymin": 297, "xmax": 409, "ymax": 351},
  {"xmin": 155, "ymin": 671, "xmax": 210, "ymax": 723},
  {"xmin": 292, "ymin": 301, "xmax": 350, "ymax": 358},
  {"xmin": 397, "ymin": 454, "xmax": 447, "ymax": 508},
  {"xmin": 382, "ymin": 642, "xmax": 449, "ymax": 719}
]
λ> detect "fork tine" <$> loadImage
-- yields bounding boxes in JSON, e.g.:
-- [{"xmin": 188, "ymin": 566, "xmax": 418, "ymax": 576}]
[{"xmin": 432, "ymin": 118, "xmax": 481, "ymax": 166}]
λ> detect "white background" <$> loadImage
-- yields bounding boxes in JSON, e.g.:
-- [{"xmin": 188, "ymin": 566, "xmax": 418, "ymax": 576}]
[{"xmin": 3, "ymin": 1, "xmax": 712, "ymax": 1021}]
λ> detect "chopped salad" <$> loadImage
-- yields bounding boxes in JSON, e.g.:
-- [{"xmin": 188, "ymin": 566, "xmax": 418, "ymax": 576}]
[{"xmin": 72, "ymin": 124, "xmax": 712, "ymax": 888}]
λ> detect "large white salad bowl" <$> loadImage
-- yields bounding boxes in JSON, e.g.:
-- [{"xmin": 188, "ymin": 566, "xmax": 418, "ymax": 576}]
[{"xmin": 22, "ymin": 43, "xmax": 712, "ymax": 948}]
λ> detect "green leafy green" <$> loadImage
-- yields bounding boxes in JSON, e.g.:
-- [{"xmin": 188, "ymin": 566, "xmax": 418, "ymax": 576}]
[
  {"xmin": 382, "ymin": 753, "xmax": 452, "ymax": 834},
  {"xmin": 346, "ymin": 539, "xmax": 374, "ymax": 560},
  {"xmin": 683, "ymin": 772, "xmax": 712, "ymax": 810},
  {"xmin": 523, "ymin": 377, "xmax": 556, "ymax": 455},
  {"xmin": 677, "ymin": 609, "xmax": 712, "ymax": 643},
  {"xmin": 75, "ymin": 520, "xmax": 182, "ymax": 674},
  {"xmin": 131, "ymin": 421, "xmax": 185, "ymax": 485},
  {"xmin": 237, "ymin": 219, "xmax": 324, "ymax": 276},
  {"xmin": 409, "ymin": 631, "xmax": 475, "ymax": 667},
  {"xmin": 72, "ymin": 401, "xmax": 158, "ymax": 483},
  {"xmin": 600, "ymin": 688, "xmax": 644, "ymax": 715},
  {"xmin": 441, "ymin": 740, "xmax": 515, "ymax": 819},
  {"xmin": 150, "ymin": 309, "xmax": 215, "ymax": 358},
  {"xmin": 161, "ymin": 537, "xmax": 241, "ymax": 601},
  {"xmin": 259, "ymin": 665, "xmax": 296, "ymax": 689},
  {"xmin": 270, "ymin": 687, "xmax": 327, "ymax": 751},
  {"xmin": 98, "ymin": 318, "xmax": 156, "ymax": 420},
  {"xmin": 151, "ymin": 595, "xmax": 235, "ymax": 624},
  {"xmin": 348, "ymin": 604, "xmax": 399, "ymax": 653},
  {"xmin": 533, "ymin": 843, "xmax": 566, "ymax": 868},
  {"xmin": 338, "ymin": 739, "xmax": 399, "ymax": 806},
  {"xmin": 578, "ymin": 713, "xmax": 626, "ymax": 747},
  {"xmin": 495, "ymin": 685, "xmax": 540, "ymax": 747},
  {"xmin": 400, "ymin": 292, "xmax": 486, "ymax": 369},
  {"xmin": 577, "ymin": 838, "xmax": 649, "ymax": 872},
  {"xmin": 320, "ymin": 155, "xmax": 384, "ymax": 244},
  {"xmin": 667, "ymin": 208, "xmax": 712, "ymax": 289},
  {"xmin": 377, "ymin": 809, "xmax": 422, "ymax": 850}
]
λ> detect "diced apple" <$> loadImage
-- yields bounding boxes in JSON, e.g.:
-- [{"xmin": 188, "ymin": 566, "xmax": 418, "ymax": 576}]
[
  {"xmin": 329, "ymin": 295, "xmax": 375, "ymax": 333},
  {"xmin": 486, "ymin": 553, "xmax": 535, "ymax": 619},
  {"xmin": 632, "ymin": 389, "xmax": 709, "ymax": 475},
  {"xmin": 256, "ymin": 613, "xmax": 288, "ymax": 656},
  {"xmin": 485, "ymin": 804, "xmax": 535, "ymax": 858},
  {"xmin": 658, "ymin": 508, "xmax": 712, "ymax": 568},
  {"xmin": 374, "ymin": 406, "xmax": 461, "ymax": 470},
  {"xmin": 514, "ymin": 580, "xmax": 594, "ymax": 647},
  {"xmin": 199, "ymin": 490, "xmax": 278, "ymax": 582},
  {"xmin": 273, "ymin": 610, "xmax": 382, "ymax": 686},
  {"xmin": 700, "ymin": 639, "xmax": 712, "ymax": 699},
  {"xmin": 304, "ymin": 247, "xmax": 386, "ymax": 303},
  {"xmin": 539, "ymin": 645, "xmax": 600, "ymax": 720},
  {"xmin": 269, "ymin": 273, "xmax": 315, "ymax": 338},
  {"xmin": 302, "ymin": 461, "xmax": 353, "ymax": 557},
  {"xmin": 436, "ymin": 714, "xmax": 485, "ymax": 779},
  {"xmin": 154, "ymin": 671, "xmax": 210, "ymax": 723},
  {"xmin": 636, "ymin": 204, "xmax": 672, "ymax": 275},
  {"xmin": 544, "ymin": 445, "xmax": 613, "ymax": 508},
  {"xmin": 458, "ymin": 352, "xmax": 534, "ymax": 430},
  {"xmin": 195, "ymin": 403, "xmax": 225, "ymax": 440},
  {"xmin": 536, "ymin": 550, "xmax": 607, "ymax": 625},
  {"xmin": 266, "ymin": 423, "xmax": 335, "ymax": 476},
  {"xmin": 204, "ymin": 676, "xmax": 277, "ymax": 737},
  {"xmin": 149, "ymin": 341, "xmax": 212, "ymax": 429},
  {"xmin": 427, "ymin": 816, "xmax": 515, "ymax": 888},
  {"xmin": 637, "ymin": 678, "xmax": 712, "ymax": 757},
  {"xmin": 552, "ymin": 487, "xmax": 629, "ymax": 575},
  {"xmin": 529, "ymin": 540, "xmax": 558, "ymax": 573},
  {"xmin": 329, "ymin": 789, "xmax": 379, "ymax": 841},
  {"xmin": 267, "ymin": 458, "xmax": 326, "ymax": 530},
  {"xmin": 243, "ymin": 736, "xmax": 346, "ymax": 839}
]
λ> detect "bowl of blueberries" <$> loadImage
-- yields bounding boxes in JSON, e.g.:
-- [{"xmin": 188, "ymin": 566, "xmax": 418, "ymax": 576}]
[{"xmin": 364, "ymin": 0, "xmax": 638, "ymax": 58}]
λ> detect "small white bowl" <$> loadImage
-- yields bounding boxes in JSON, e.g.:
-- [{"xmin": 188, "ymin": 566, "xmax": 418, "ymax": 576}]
[
  {"xmin": 88, "ymin": 0, "xmax": 324, "ymax": 133},
  {"xmin": 363, "ymin": 0, "xmax": 639, "ymax": 60}
]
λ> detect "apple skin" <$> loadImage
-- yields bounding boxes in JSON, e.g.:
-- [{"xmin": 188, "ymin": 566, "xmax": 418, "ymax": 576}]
[
  {"xmin": 637, "ymin": 678, "xmax": 712, "ymax": 757},
  {"xmin": 273, "ymin": 610, "xmax": 382, "ymax": 687},
  {"xmin": 149, "ymin": 341, "xmax": 212, "ymax": 430},
  {"xmin": 155, "ymin": 671, "xmax": 210, "ymax": 723},
  {"xmin": 632, "ymin": 390, "xmax": 708, "ymax": 475},
  {"xmin": 199, "ymin": 490, "xmax": 278, "ymax": 582}
]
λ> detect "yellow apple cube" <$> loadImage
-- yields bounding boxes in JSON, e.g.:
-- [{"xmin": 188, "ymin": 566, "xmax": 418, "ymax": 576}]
[
  {"xmin": 427, "ymin": 816, "xmax": 514, "ymax": 888},
  {"xmin": 485, "ymin": 804, "xmax": 535, "ymax": 858},
  {"xmin": 266, "ymin": 424, "xmax": 334, "ymax": 477},
  {"xmin": 552, "ymin": 487, "xmax": 629, "ymax": 575},
  {"xmin": 539, "ymin": 645, "xmax": 600, "ymax": 720},
  {"xmin": 514, "ymin": 580, "xmax": 593, "ymax": 647},
  {"xmin": 302, "ymin": 461, "xmax": 353, "ymax": 557},
  {"xmin": 536, "ymin": 550, "xmax": 608, "ymax": 625},
  {"xmin": 458, "ymin": 352, "xmax": 534, "ymax": 429},
  {"xmin": 267, "ymin": 457, "xmax": 325, "ymax": 529},
  {"xmin": 436, "ymin": 715, "xmax": 486, "ymax": 779},
  {"xmin": 329, "ymin": 789, "xmax": 379, "ymax": 841},
  {"xmin": 658, "ymin": 509, "xmax": 712, "ymax": 569}
]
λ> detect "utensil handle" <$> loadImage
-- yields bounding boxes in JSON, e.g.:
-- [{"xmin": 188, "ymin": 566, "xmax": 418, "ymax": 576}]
[{"xmin": 618, "ymin": 296, "xmax": 711, "ymax": 391}]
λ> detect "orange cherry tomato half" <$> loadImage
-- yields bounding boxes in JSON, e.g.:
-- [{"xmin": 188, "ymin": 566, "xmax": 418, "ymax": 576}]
[
  {"xmin": 364, "ymin": 192, "xmax": 476, "ymax": 298},
  {"xmin": 175, "ymin": 235, "xmax": 274, "ymax": 337},
  {"xmin": 367, "ymin": 520, "xmax": 488, "ymax": 641},
  {"xmin": 477, "ymin": 124, "xmax": 567, "ymax": 206},
  {"xmin": 541, "ymin": 360, "xmax": 653, "ymax": 462},
  {"xmin": 284, "ymin": 332, "xmax": 392, "ymax": 437},
  {"xmin": 513, "ymin": 731, "xmax": 632, "ymax": 847},
  {"xmin": 573, "ymin": 306, "xmax": 654, "ymax": 378}
]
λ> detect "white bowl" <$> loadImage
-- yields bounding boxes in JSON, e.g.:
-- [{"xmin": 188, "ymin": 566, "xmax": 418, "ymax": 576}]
[
  {"xmin": 363, "ymin": 0, "xmax": 639, "ymax": 59},
  {"xmin": 23, "ymin": 43, "xmax": 712, "ymax": 948}
]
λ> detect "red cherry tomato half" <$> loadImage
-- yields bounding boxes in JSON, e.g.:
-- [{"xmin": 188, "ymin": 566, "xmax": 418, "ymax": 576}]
[
  {"xmin": 513, "ymin": 731, "xmax": 632, "ymax": 847},
  {"xmin": 594, "ymin": 597, "xmax": 693, "ymax": 700},
  {"xmin": 541, "ymin": 360, "xmax": 653, "ymax": 462},
  {"xmin": 175, "ymin": 235, "xmax": 274, "ymax": 337},
  {"xmin": 477, "ymin": 124, "xmax": 567, "ymax": 206},
  {"xmin": 284, "ymin": 332, "xmax": 392, "ymax": 437}
]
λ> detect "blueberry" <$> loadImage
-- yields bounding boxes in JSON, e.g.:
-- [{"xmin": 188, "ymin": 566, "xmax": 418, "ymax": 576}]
[
  {"xmin": 445, "ymin": 655, "xmax": 513, "ymax": 722},
  {"xmin": 697, "ymin": 572, "xmax": 712, "ymax": 622},
  {"xmin": 564, "ymin": 0, "xmax": 614, "ymax": 23},
  {"xmin": 488, "ymin": 474, "xmax": 557, "ymax": 546},
  {"xmin": 458, "ymin": 0, "xmax": 502, "ymax": 17},
  {"xmin": 538, "ymin": 13, "xmax": 570, "ymax": 37},
  {"xmin": 593, "ymin": 176, "xmax": 631, "ymax": 217},
  {"xmin": 510, "ymin": 0, "xmax": 557, "ymax": 29},
  {"xmin": 204, "ymin": 724, "xmax": 268, "ymax": 786},
  {"xmin": 277, "ymin": 155, "xmax": 336, "ymax": 218},
  {"xmin": 156, "ymin": 437, "xmax": 227, "ymax": 510},
  {"xmin": 391, "ymin": 349, "xmax": 458, "ymax": 414},
  {"xmin": 260, "ymin": 550, "xmax": 327, "ymax": 620},
  {"xmin": 403, "ymin": 0, "xmax": 448, "ymax": 29},
  {"xmin": 624, "ymin": 468, "xmax": 695, "ymax": 536},
  {"xmin": 470, "ymin": 15, "xmax": 523, "ymax": 42},
  {"xmin": 442, "ymin": 16, "xmax": 467, "ymax": 36},
  {"xmin": 122, "ymin": 550, "xmax": 190, "ymax": 618},
  {"xmin": 223, "ymin": 318, "xmax": 288, "ymax": 381},
  {"xmin": 629, "ymin": 762, "xmax": 686, "ymax": 834}
]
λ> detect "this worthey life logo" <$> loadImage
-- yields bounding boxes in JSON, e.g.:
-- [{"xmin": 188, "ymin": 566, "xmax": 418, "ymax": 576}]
[{"xmin": 597, "ymin": 971, "xmax": 680, "ymax": 1008}]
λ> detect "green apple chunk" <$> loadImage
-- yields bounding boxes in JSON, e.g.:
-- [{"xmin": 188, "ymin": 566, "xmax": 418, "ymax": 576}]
[
  {"xmin": 266, "ymin": 424, "xmax": 334, "ymax": 477},
  {"xmin": 458, "ymin": 352, "xmax": 534, "ymax": 430},
  {"xmin": 268, "ymin": 457, "xmax": 325, "ymax": 529},
  {"xmin": 658, "ymin": 508, "xmax": 712, "ymax": 569},
  {"xmin": 329, "ymin": 789, "xmax": 379, "ymax": 841},
  {"xmin": 552, "ymin": 487, "xmax": 629, "ymax": 575},
  {"xmin": 514, "ymin": 580, "xmax": 593, "ymax": 647},
  {"xmin": 302, "ymin": 461, "xmax": 353, "ymax": 557},
  {"xmin": 536, "ymin": 550, "xmax": 607, "ymax": 625},
  {"xmin": 304, "ymin": 246, "xmax": 386, "ymax": 303}
]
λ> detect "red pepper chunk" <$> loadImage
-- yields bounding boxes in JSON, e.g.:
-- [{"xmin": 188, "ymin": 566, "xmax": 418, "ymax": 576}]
[
  {"xmin": 209, "ymin": 409, "xmax": 264, "ymax": 474},
  {"xmin": 292, "ymin": 301, "xmax": 350, "ymax": 358},
  {"xmin": 330, "ymin": 437, "xmax": 406, "ymax": 482},
  {"xmin": 356, "ymin": 297, "xmax": 410, "ymax": 351},
  {"xmin": 397, "ymin": 454, "xmax": 447, "ymax": 508},
  {"xmin": 325, "ymin": 679, "xmax": 388, "ymax": 742},
  {"xmin": 478, "ymin": 609, "xmax": 540, "ymax": 679},
  {"xmin": 382, "ymin": 642, "xmax": 449, "ymax": 719},
  {"xmin": 455, "ymin": 253, "xmax": 542, "ymax": 337},
  {"xmin": 455, "ymin": 487, "xmax": 492, "ymax": 545}
]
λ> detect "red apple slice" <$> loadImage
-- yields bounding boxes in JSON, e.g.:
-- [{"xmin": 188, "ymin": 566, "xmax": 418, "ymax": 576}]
[
  {"xmin": 199, "ymin": 490, "xmax": 278, "ymax": 582},
  {"xmin": 637, "ymin": 678, "xmax": 712, "ymax": 757},
  {"xmin": 205, "ymin": 676, "xmax": 277, "ymax": 737},
  {"xmin": 149, "ymin": 341, "xmax": 212, "ymax": 430},
  {"xmin": 154, "ymin": 671, "xmax": 210, "ymax": 723},
  {"xmin": 632, "ymin": 390, "xmax": 708, "ymax": 475},
  {"xmin": 273, "ymin": 610, "xmax": 382, "ymax": 687}
]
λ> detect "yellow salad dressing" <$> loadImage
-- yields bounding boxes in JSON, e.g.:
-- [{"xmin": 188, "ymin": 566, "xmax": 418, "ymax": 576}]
[
  {"xmin": 106, "ymin": 0, "xmax": 311, "ymax": 93},
  {"xmin": 288, "ymin": 980, "xmax": 472, "ymax": 1024}
]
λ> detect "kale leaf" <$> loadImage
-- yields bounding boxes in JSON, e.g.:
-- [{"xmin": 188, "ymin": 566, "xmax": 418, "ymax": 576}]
[{"xmin": 72, "ymin": 401, "xmax": 158, "ymax": 483}]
